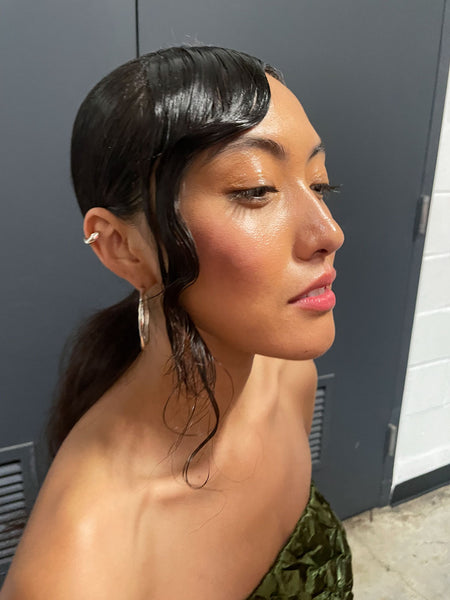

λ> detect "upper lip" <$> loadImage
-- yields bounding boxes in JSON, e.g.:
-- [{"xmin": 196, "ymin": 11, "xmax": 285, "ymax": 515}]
[{"xmin": 288, "ymin": 268, "xmax": 336, "ymax": 303}]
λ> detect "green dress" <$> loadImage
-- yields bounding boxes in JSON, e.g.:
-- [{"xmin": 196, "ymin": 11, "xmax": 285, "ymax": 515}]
[{"xmin": 246, "ymin": 481, "xmax": 353, "ymax": 599}]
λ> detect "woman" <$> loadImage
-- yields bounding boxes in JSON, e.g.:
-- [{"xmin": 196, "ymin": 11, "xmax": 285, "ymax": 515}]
[{"xmin": 1, "ymin": 46, "xmax": 352, "ymax": 599}]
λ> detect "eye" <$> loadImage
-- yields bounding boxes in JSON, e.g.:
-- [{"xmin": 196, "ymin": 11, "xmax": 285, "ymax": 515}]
[
  {"xmin": 228, "ymin": 185, "xmax": 279, "ymax": 205},
  {"xmin": 310, "ymin": 183, "xmax": 342, "ymax": 198}
]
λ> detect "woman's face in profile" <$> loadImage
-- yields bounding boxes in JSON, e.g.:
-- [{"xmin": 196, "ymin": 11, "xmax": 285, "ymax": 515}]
[{"xmin": 178, "ymin": 75, "xmax": 344, "ymax": 362}]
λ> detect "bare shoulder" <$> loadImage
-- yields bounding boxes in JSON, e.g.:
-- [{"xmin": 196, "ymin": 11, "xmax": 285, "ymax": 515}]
[
  {"xmin": 1, "ymin": 438, "xmax": 146, "ymax": 600},
  {"xmin": 279, "ymin": 358, "xmax": 318, "ymax": 435}
]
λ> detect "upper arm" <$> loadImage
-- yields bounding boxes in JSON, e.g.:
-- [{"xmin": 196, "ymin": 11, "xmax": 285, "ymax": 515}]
[
  {"xmin": 1, "ymin": 501, "xmax": 105, "ymax": 600},
  {"xmin": 281, "ymin": 358, "xmax": 318, "ymax": 436},
  {"xmin": 0, "ymin": 458, "xmax": 132, "ymax": 600}
]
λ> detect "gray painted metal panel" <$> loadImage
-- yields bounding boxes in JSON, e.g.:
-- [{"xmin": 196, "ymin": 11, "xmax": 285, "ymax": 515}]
[
  {"xmin": 0, "ymin": 2, "xmax": 136, "ymax": 480},
  {"xmin": 138, "ymin": 0, "xmax": 447, "ymax": 517},
  {"xmin": 384, "ymin": 0, "xmax": 450, "ymax": 505}
]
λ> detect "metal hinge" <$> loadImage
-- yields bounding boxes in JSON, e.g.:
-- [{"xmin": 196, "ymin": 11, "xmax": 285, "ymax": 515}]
[
  {"xmin": 387, "ymin": 423, "xmax": 398, "ymax": 457},
  {"xmin": 417, "ymin": 194, "xmax": 430, "ymax": 236}
]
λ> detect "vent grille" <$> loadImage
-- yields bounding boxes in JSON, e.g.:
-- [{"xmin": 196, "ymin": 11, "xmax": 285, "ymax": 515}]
[
  {"xmin": 0, "ymin": 442, "xmax": 38, "ymax": 580},
  {"xmin": 0, "ymin": 461, "xmax": 27, "ymax": 562},
  {"xmin": 309, "ymin": 386, "xmax": 326, "ymax": 464},
  {"xmin": 308, "ymin": 373, "xmax": 334, "ymax": 470}
]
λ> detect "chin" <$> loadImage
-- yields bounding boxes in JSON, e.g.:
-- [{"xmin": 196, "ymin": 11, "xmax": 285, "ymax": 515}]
[
  {"xmin": 279, "ymin": 317, "xmax": 336, "ymax": 361},
  {"xmin": 257, "ymin": 334, "xmax": 336, "ymax": 362},
  {"xmin": 284, "ymin": 343, "xmax": 334, "ymax": 361}
]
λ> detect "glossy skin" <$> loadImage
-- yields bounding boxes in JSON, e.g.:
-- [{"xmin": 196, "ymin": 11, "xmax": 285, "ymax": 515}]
[
  {"xmin": 180, "ymin": 75, "xmax": 343, "ymax": 366},
  {"xmin": 1, "ymin": 76, "xmax": 343, "ymax": 600}
]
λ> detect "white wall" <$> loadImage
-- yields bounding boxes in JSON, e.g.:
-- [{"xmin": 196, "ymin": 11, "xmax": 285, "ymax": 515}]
[{"xmin": 393, "ymin": 67, "xmax": 450, "ymax": 487}]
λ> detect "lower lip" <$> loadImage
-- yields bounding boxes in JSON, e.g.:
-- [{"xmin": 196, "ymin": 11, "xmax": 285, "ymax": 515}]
[{"xmin": 291, "ymin": 289, "xmax": 336, "ymax": 311}]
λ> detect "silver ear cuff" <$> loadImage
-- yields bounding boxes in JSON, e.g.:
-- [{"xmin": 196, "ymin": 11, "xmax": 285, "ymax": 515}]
[{"xmin": 83, "ymin": 232, "xmax": 100, "ymax": 245}]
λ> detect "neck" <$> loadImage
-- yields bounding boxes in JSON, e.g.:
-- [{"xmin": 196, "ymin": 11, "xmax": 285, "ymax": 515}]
[{"xmin": 110, "ymin": 301, "xmax": 266, "ymax": 482}]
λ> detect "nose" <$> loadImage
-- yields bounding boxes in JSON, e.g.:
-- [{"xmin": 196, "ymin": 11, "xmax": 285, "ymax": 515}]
[{"xmin": 293, "ymin": 190, "xmax": 345, "ymax": 261}]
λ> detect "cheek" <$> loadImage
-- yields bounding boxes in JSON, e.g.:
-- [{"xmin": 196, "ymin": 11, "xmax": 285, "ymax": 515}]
[
  {"xmin": 198, "ymin": 228, "xmax": 258, "ymax": 279},
  {"xmin": 191, "ymin": 213, "xmax": 286, "ymax": 287}
]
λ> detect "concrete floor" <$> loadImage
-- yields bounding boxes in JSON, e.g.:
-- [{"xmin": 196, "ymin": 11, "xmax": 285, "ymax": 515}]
[{"xmin": 344, "ymin": 484, "xmax": 450, "ymax": 600}]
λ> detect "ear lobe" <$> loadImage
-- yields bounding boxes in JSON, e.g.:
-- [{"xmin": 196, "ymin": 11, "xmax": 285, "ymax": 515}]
[{"xmin": 83, "ymin": 207, "xmax": 160, "ymax": 290}]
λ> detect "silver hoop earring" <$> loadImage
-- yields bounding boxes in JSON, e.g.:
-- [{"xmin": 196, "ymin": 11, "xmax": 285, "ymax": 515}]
[
  {"xmin": 83, "ymin": 232, "xmax": 100, "ymax": 245},
  {"xmin": 138, "ymin": 291, "xmax": 150, "ymax": 349}
]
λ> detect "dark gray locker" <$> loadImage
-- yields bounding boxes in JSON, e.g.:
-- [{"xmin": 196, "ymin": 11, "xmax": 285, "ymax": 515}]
[{"xmin": 0, "ymin": 0, "xmax": 136, "ymax": 582}]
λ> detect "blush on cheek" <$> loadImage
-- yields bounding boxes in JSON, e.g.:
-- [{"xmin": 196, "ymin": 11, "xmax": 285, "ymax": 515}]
[{"xmin": 192, "ymin": 222, "xmax": 268, "ymax": 283}]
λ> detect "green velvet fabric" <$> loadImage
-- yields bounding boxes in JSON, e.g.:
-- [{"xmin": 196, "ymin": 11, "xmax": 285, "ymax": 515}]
[{"xmin": 246, "ymin": 481, "xmax": 353, "ymax": 599}]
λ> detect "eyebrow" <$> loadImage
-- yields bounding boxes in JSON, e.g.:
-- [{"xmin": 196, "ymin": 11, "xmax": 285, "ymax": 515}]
[
  {"xmin": 308, "ymin": 141, "xmax": 326, "ymax": 161},
  {"xmin": 205, "ymin": 137, "xmax": 325, "ymax": 163}
]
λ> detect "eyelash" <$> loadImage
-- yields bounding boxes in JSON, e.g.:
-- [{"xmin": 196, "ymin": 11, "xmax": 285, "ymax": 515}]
[
  {"xmin": 229, "ymin": 186, "xmax": 278, "ymax": 202},
  {"xmin": 229, "ymin": 183, "xmax": 342, "ymax": 204},
  {"xmin": 310, "ymin": 183, "xmax": 342, "ymax": 197}
]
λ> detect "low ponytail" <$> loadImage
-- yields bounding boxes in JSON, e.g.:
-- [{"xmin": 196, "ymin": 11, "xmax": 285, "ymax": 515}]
[{"xmin": 47, "ymin": 290, "xmax": 140, "ymax": 456}]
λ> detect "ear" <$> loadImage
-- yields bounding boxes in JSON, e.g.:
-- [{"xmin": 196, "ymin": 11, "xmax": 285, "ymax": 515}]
[{"xmin": 83, "ymin": 207, "xmax": 161, "ymax": 291}]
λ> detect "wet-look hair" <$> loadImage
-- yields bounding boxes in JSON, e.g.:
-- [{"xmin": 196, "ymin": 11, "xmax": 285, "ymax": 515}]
[{"xmin": 47, "ymin": 45, "xmax": 284, "ymax": 485}]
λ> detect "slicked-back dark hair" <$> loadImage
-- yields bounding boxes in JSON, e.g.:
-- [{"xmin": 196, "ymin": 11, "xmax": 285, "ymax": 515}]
[{"xmin": 47, "ymin": 45, "xmax": 284, "ymax": 485}]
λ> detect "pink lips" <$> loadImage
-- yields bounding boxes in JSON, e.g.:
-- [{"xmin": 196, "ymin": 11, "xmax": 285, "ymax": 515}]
[{"xmin": 288, "ymin": 269, "xmax": 337, "ymax": 311}]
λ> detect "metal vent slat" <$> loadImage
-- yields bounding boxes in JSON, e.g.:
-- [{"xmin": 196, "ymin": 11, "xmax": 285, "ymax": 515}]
[
  {"xmin": 0, "ymin": 464, "xmax": 21, "ymax": 477},
  {"xmin": 312, "ymin": 407, "xmax": 324, "ymax": 415},
  {"xmin": 0, "ymin": 536, "xmax": 21, "ymax": 552},
  {"xmin": 312, "ymin": 407, "xmax": 324, "ymax": 416},
  {"xmin": 0, "ymin": 548, "xmax": 18, "ymax": 562},
  {"xmin": 0, "ymin": 492, "xmax": 25, "ymax": 507},
  {"xmin": 0, "ymin": 483, "xmax": 24, "ymax": 498},
  {"xmin": 0, "ymin": 509, "xmax": 26, "ymax": 524},
  {"xmin": 0, "ymin": 500, "xmax": 26, "ymax": 516},
  {"xmin": 0, "ymin": 527, "xmax": 22, "ymax": 543},
  {"xmin": 0, "ymin": 546, "xmax": 17, "ymax": 560},
  {"xmin": 0, "ymin": 474, "xmax": 23, "ymax": 487}
]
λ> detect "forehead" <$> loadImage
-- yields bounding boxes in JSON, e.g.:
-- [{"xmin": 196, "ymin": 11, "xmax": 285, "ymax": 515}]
[
  {"xmin": 255, "ymin": 75, "xmax": 318, "ymax": 144},
  {"xmin": 199, "ymin": 75, "xmax": 322, "ymax": 168}
]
